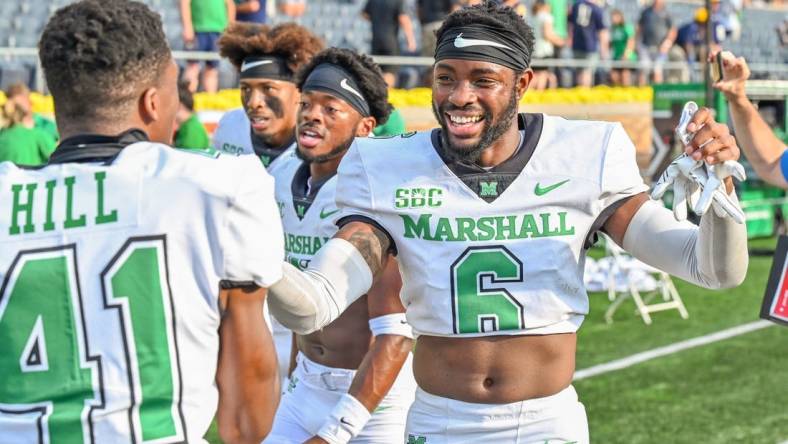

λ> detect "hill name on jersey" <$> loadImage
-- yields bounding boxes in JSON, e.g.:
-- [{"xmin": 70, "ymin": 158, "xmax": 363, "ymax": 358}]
[{"xmin": 4, "ymin": 171, "xmax": 129, "ymax": 238}]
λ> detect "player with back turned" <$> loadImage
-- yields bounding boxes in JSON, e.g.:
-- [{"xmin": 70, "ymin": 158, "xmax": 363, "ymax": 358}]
[
  {"xmin": 267, "ymin": 2, "xmax": 749, "ymax": 442},
  {"xmin": 0, "ymin": 1, "xmax": 284, "ymax": 442}
]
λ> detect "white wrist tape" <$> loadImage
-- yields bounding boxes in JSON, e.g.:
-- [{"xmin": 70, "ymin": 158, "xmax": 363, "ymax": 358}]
[
  {"xmin": 368, "ymin": 313, "xmax": 413, "ymax": 338},
  {"xmin": 316, "ymin": 393, "xmax": 371, "ymax": 444},
  {"xmin": 622, "ymin": 198, "xmax": 748, "ymax": 289},
  {"xmin": 267, "ymin": 238, "xmax": 373, "ymax": 334}
]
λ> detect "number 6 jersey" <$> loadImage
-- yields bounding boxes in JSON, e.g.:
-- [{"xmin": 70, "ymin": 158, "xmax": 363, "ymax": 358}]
[
  {"xmin": 0, "ymin": 132, "xmax": 284, "ymax": 443},
  {"xmin": 335, "ymin": 113, "xmax": 647, "ymax": 338}
]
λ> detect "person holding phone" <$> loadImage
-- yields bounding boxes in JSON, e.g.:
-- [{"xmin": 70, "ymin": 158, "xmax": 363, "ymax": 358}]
[{"xmin": 712, "ymin": 50, "xmax": 788, "ymax": 188}]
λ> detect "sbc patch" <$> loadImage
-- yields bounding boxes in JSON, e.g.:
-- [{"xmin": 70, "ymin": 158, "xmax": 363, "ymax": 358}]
[{"xmin": 761, "ymin": 235, "xmax": 788, "ymax": 326}]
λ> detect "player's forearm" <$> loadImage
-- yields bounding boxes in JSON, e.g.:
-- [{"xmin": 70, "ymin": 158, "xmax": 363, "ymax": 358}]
[
  {"xmin": 348, "ymin": 335, "xmax": 413, "ymax": 411},
  {"xmin": 727, "ymin": 97, "xmax": 788, "ymax": 187},
  {"xmin": 217, "ymin": 289, "xmax": 280, "ymax": 443},
  {"xmin": 622, "ymin": 198, "xmax": 748, "ymax": 289},
  {"xmin": 267, "ymin": 239, "xmax": 375, "ymax": 334},
  {"xmin": 315, "ymin": 335, "xmax": 413, "ymax": 444}
]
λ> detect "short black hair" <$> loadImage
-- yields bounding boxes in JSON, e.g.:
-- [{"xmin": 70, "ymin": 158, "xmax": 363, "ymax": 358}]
[
  {"xmin": 436, "ymin": 0, "xmax": 535, "ymax": 73},
  {"xmin": 295, "ymin": 48, "xmax": 392, "ymax": 125},
  {"xmin": 178, "ymin": 80, "xmax": 194, "ymax": 111},
  {"xmin": 38, "ymin": 0, "xmax": 171, "ymax": 121}
]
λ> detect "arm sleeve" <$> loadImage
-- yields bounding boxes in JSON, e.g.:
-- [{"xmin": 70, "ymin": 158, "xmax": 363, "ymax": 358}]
[
  {"xmin": 222, "ymin": 159, "xmax": 285, "ymax": 288},
  {"xmin": 599, "ymin": 123, "xmax": 649, "ymax": 210}
]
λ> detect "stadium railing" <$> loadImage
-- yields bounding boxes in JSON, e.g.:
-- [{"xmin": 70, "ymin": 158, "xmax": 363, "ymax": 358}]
[{"xmin": 2, "ymin": 47, "xmax": 787, "ymax": 93}]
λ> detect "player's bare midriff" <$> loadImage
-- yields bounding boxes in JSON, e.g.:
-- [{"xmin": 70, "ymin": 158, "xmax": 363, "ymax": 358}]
[
  {"xmin": 413, "ymin": 333, "xmax": 576, "ymax": 404},
  {"xmin": 297, "ymin": 296, "xmax": 373, "ymax": 369}
]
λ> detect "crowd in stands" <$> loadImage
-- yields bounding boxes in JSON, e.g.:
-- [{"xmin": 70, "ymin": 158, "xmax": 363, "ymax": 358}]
[{"xmin": 178, "ymin": 0, "xmax": 784, "ymax": 91}]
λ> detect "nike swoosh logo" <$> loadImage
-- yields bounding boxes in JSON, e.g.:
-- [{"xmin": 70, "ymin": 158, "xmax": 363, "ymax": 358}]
[
  {"xmin": 534, "ymin": 179, "xmax": 570, "ymax": 196},
  {"xmin": 241, "ymin": 59, "xmax": 273, "ymax": 72},
  {"xmin": 454, "ymin": 33, "xmax": 513, "ymax": 50},
  {"xmin": 340, "ymin": 78, "xmax": 365, "ymax": 101},
  {"xmin": 340, "ymin": 417, "xmax": 355, "ymax": 426},
  {"xmin": 319, "ymin": 208, "xmax": 340, "ymax": 219}
]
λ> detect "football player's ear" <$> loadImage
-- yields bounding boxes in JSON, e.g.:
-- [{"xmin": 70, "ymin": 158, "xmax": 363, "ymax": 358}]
[
  {"xmin": 516, "ymin": 69, "xmax": 534, "ymax": 99},
  {"xmin": 355, "ymin": 116, "xmax": 377, "ymax": 137},
  {"xmin": 140, "ymin": 86, "xmax": 161, "ymax": 124}
]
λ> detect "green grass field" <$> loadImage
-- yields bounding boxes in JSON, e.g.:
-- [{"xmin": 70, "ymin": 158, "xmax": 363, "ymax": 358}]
[
  {"xmin": 206, "ymin": 237, "xmax": 788, "ymax": 444},
  {"xmin": 577, "ymin": 236, "xmax": 788, "ymax": 443}
]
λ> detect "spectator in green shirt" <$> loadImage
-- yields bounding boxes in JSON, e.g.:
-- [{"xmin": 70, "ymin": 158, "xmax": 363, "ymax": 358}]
[
  {"xmin": 0, "ymin": 99, "xmax": 56, "ymax": 165},
  {"xmin": 180, "ymin": 0, "xmax": 236, "ymax": 93},
  {"xmin": 5, "ymin": 83, "xmax": 59, "ymax": 142},
  {"xmin": 174, "ymin": 81, "xmax": 210, "ymax": 149},
  {"xmin": 610, "ymin": 9, "xmax": 636, "ymax": 86}
]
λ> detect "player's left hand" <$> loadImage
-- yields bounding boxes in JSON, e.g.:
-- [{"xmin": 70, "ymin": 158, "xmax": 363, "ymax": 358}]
[
  {"xmin": 303, "ymin": 437, "xmax": 329, "ymax": 444},
  {"xmin": 684, "ymin": 106, "xmax": 740, "ymax": 166},
  {"xmin": 652, "ymin": 102, "xmax": 746, "ymax": 223}
]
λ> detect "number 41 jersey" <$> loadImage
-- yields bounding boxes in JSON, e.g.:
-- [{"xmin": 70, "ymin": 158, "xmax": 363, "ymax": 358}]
[
  {"xmin": 0, "ymin": 138, "xmax": 284, "ymax": 443},
  {"xmin": 335, "ymin": 113, "xmax": 648, "ymax": 337}
]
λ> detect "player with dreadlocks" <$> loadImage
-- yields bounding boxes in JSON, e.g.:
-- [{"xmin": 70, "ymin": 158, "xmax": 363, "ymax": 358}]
[
  {"xmin": 266, "ymin": 1, "xmax": 748, "ymax": 442},
  {"xmin": 214, "ymin": 22, "xmax": 323, "ymax": 168}
]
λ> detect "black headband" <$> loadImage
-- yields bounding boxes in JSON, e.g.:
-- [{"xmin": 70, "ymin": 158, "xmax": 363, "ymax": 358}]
[
  {"xmin": 435, "ymin": 24, "xmax": 530, "ymax": 72},
  {"xmin": 239, "ymin": 56, "xmax": 293, "ymax": 81},
  {"xmin": 301, "ymin": 64, "xmax": 370, "ymax": 117}
]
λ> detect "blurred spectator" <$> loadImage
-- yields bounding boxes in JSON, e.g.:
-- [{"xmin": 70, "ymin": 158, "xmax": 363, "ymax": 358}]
[
  {"xmin": 547, "ymin": 0, "xmax": 571, "ymax": 86},
  {"xmin": 610, "ymin": 9, "xmax": 636, "ymax": 86},
  {"xmin": 717, "ymin": 0, "xmax": 742, "ymax": 41},
  {"xmin": 676, "ymin": 7, "xmax": 726, "ymax": 80},
  {"xmin": 636, "ymin": 0, "xmax": 676, "ymax": 85},
  {"xmin": 0, "ymin": 97, "xmax": 56, "ymax": 166},
  {"xmin": 417, "ymin": 0, "xmax": 456, "ymax": 57},
  {"xmin": 174, "ymin": 81, "xmax": 210, "ymax": 149},
  {"xmin": 373, "ymin": 107, "xmax": 406, "ymax": 137},
  {"xmin": 235, "ymin": 0, "xmax": 266, "ymax": 23},
  {"xmin": 180, "ymin": 0, "xmax": 235, "ymax": 93},
  {"xmin": 779, "ymin": 18, "xmax": 788, "ymax": 47},
  {"xmin": 279, "ymin": 0, "xmax": 306, "ymax": 18},
  {"xmin": 362, "ymin": 0, "xmax": 417, "ymax": 87},
  {"xmin": 4, "ymin": 83, "xmax": 58, "ymax": 142},
  {"xmin": 568, "ymin": 0, "xmax": 608, "ymax": 87},
  {"xmin": 500, "ymin": 0, "xmax": 527, "ymax": 16},
  {"xmin": 531, "ymin": 0, "xmax": 564, "ymax": 90}
]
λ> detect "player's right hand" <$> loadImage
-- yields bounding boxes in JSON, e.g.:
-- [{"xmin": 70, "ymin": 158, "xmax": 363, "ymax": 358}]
[{"xmin": 710, "ymin": 50, "xmax": 750, "ymax": 102}]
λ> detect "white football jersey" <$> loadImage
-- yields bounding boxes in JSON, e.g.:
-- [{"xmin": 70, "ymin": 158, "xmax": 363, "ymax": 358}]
[
  {"xmin": 335, "ymin": 114, "xmax": 648, "ymax": 337},
  {"xmin": 212, "ymin": 108, "xmax": 295, "ymax": 169},
  {"xmin": 268, "ymin": 150, "xmax": 340, "ymax": 270},
  {"xmin": 0, "ymin": 137, "xmax": 284, "ymax": 443}
]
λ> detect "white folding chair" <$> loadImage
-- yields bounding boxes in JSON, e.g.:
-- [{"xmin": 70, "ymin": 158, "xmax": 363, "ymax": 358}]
[{"xmin": 601, "ymin": 235, "xmax": 689, "ymax": 325}]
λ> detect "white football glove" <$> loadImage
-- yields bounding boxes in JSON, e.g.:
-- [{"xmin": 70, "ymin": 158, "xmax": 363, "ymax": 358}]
[{"xmin": 651, "ymin": 102, "xmax": 746, "ymax": 224}]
